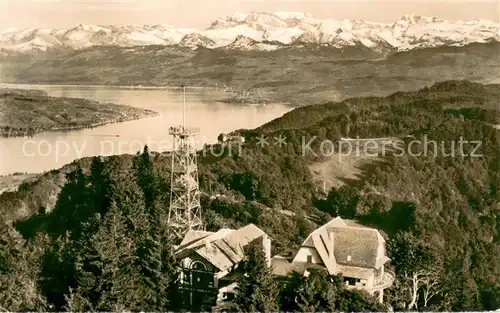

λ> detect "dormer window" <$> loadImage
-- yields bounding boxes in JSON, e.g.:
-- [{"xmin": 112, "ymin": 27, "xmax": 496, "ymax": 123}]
[{"xmin": 307, "ymin": 255, "xmax": 312, "ymax": 263}]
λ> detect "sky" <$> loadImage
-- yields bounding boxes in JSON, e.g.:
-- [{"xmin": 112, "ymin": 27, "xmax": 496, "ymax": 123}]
[{"xmin": 1, "ymin": 0, "xmax": 499, "ymax": 30}]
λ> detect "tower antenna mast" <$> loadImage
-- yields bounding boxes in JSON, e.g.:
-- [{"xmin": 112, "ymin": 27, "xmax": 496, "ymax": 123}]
[
  {"xmin": 167, "ymin": 84, "xmax": 203, "ymax": 240},
  {"xmin": 182, "ymin": 84, "xmax": 186, "ymax": 128}
]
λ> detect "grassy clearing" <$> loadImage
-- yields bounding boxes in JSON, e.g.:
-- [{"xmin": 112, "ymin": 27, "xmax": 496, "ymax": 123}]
[
  {"xmin": 309, "ymin": 138, "xmax": 402, "ymax": 190},
  {"xmin": 0, "ymin": 173, "xmax": 38, "ymax": 194}
]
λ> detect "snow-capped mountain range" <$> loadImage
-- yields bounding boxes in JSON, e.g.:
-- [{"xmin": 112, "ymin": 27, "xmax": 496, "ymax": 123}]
[{"xmin": 1, "ymin": 12, "xmax": 499, "ymax": 53}]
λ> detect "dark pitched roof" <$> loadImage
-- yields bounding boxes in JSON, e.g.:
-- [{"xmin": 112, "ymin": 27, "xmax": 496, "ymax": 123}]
[
  {"xmin": 329, "ymin": 227, "xmax": 379, "ymax": 268},
  {"xmin": 178, "ymin": 230, "xmax": 214, "ymax": 249},
  {"xmin": 300, "ymin": 217, "xmax": 387, "ymax": 270},
  {"xmin": 176, "ymin": 224, "xmax": 267, "ymax": 272}
]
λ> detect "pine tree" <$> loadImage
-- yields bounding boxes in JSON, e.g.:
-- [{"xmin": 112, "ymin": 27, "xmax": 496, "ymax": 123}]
[
  {"xmin": 38, "ymin": 232, "xmax": 78, "ymax": 310},
  {"xmin": 104, "ymin": 156, "xmax": 150, "ymax": 239},
  {"xmin": 0, "ymin": 213, "xmax": 15, "ymax": 276},
  {"xmin": 133, "ymin": 146, "xmax": 156, "ymax": 208},
  {"xmin": 337, "ymin": 288, "xmax": 385, "ymax": 312},
  {"xmin": 70, "ymin": 219, "xmax": 105, "ymax": 312},
  {"xmin": 136, "ymin": 236, "xmax": 165, "ymax": 308},
  {"xmin": 134, "ymin": 234, "xmax": 181, "ymax": 311},
  {"xmin": 64, "ymin": 286, "xmax": 94, "ymax": 311},
  {"xmin": 88, "ymin": 199, "xmax": 137, "ymax": 311},
  {"xmin": 294, "ymin": 269, "xmax": 338, "ymax": 312},
  {"xmin": 162, "ymin": 237, "xmax": 182, "ymax": 311},
  {"xmin": 0, "ymin": 221, "xmax": 48, "ymax": 311},
  {"xmin": 47, "ymin": 165, "xmax": 91, "ymax": 238},
  {"xmin": 132, "ymin": 146, "xmax": 167, "ymax": 236},
  {"xmin": 89, "ymin": 156, "xmax": 110, "ymax": 216},
  {"xmin": 234, "ymin": 239, "xmax": 279, "ymax": 312},
  {"xmin": 69, "ymin": 168, "xmax": 181, "ymax": 312}
]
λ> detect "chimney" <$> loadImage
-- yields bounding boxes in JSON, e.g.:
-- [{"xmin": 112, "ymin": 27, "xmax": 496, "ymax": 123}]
[
  {"xmin": 262, "ymin": 234, "xmax": 271, "ymax": 267},
  {"xmin": 329, "ymin": 230, "xmax": 337, "ymax": 273},
  {"xmin": 347, "ymin": 255, "xmax": 352, "ymax": 262}
]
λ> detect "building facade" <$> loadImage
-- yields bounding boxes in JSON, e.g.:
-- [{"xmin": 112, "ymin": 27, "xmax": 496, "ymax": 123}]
[
  {"xmin": 175, "ymin": 217, "xmax": 394, "ymax": 309},
  {"xmin": 175, "ymin": 224, "xmax": 271, "ymax": 311},
  {"xmin": 272, "ymin": 217, "xmax": 395, "ymax": 303}
]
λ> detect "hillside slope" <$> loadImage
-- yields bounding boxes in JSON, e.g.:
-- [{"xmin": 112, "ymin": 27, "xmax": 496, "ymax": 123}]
[
  {"xmin": 0, "ymin": 88, "xmax": 157, "ymax": 137},
  {"xmin": 1, "ymin": 81, "xmax": 499, "ymax": 310},
  {"xmin": 2, "ymin": 43, "xmax": 499, "ymax": 106}
]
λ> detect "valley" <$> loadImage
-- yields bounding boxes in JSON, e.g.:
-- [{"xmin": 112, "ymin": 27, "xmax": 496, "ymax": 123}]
[
  {"xmin": 1, "ymin": 12, "xmax": 499, "ymax": 106},
  {"xmin": 1, "ymin": 81, "xmax": 500, "ymax": 311},
  {"xmin": 2, "ymin": 42, "xmax": 499, "ymax": 106},
  {"xmin": 1, "ymin": 7, "xmax": 500, "ymax": 312}
]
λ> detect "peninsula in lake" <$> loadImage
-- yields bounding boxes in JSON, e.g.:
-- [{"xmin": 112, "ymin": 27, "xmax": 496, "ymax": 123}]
[{"xmin": 0, "ymin": 88, "xmax": 158, "ymax": 137}]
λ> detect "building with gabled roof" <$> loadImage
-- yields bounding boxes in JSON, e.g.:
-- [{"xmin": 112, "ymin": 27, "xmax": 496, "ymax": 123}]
[
  {"xmin": 272, "ymin": 217, "xmax": 394, "ymax": 303},
  {"xmin": 175, "ymin": 224, "xmax": 271, "ymax": 311},
  {"xmin": 175, "ymin": 217, "xmax": 393, "ymax": 309}
]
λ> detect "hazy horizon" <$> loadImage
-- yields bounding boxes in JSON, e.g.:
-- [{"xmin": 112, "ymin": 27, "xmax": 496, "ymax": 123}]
[{"xmin": 1, "ymin": 0, "xmax": 498, "ymax": 30}]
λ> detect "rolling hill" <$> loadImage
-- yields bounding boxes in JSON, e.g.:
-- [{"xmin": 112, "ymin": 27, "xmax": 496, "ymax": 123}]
[
  {"xmin": 1, "ymin": 81, "xmax": 499, "ymax": 312},
  {"xmin": 2, "ymin": 42, "xmax": 499, "ymax": 106}
]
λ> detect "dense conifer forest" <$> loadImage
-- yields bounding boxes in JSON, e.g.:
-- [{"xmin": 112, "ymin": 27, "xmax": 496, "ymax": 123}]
[{"xmin": 1, "ymin": 80, "xmax": 499, "ymax": 311}]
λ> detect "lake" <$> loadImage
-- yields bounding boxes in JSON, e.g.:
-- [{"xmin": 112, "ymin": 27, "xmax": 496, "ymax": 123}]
[{"xmin": 0, "ymin": 84, "xmax": 293, "ymax": 175}]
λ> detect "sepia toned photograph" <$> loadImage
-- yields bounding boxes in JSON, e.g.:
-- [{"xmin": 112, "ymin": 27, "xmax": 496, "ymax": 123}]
[{"xmin": 0, "ymin": 0, "xmax": 499, "ymax": 311}]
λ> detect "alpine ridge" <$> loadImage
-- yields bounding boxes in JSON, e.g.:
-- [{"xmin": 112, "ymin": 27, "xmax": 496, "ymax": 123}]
[{"xmin": 1, "ymin": 12, "xmax": 499, "ymax": 53}]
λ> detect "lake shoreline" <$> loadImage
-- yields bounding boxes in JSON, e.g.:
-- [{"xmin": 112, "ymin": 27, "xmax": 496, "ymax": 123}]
[
  {"xmin": 1, "ymin": 111, "xmax": 159, "ymax": 138},
  {"xmin": 0, "ymin": 84, "xmax": 293, "ymax": 176},
  {"xmin": 1, "ymin": 83, "xmax": 298, "ymax": 107},
  {"xmin": 0, "ymin": 87, "xmax": 160, "ymax": 138},
  {"xmin": 0, "ymin": 82, "xmax": 228, "ymax": 90}
]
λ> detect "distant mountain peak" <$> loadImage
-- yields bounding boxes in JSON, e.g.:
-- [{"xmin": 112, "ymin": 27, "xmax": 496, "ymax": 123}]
[
  {"xmin": 233, "ymin": 34, "xmax": 256, "ymax": 42},
  {"xmin": 2, "ymin": 12, "xmax": 499, "ymax": 54},
  {"xmin": 179, "ymin": 33, "xmax": 216, "ymax": 48},
  {"xmin": 225, "ymin": 35, "xmax": 258, "ymax": 49},
  {"xmin": 274, "ymin": 12, "xmax": 313, "ymax": 20}
]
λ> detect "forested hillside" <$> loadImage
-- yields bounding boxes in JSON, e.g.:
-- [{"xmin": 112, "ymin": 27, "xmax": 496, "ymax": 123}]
[
  {"xmin": 1, "ymin": 80, "xmax": 499, "ymax": 311},
  {"xmin": 3, "ymin": 42, "xmax": 499, "ymax": 105},
  {"xmin": 0, "ymin": 88, "xmax": 157, "ymax": 137}
]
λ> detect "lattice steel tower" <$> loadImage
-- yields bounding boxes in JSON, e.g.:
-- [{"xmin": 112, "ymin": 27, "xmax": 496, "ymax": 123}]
[{"xmin": 167, "ymin": 85, "xmax": 203, "ymax": 240}]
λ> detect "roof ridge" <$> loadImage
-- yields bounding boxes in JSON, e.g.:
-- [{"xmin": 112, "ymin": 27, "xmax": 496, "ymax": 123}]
[
  {"xmin": 334, "ymin": 225, "xmax": 378, "ymax": 233},
  {"xmin": 182, "ymin": 228, "xmax": 235, "ymax": 250}
]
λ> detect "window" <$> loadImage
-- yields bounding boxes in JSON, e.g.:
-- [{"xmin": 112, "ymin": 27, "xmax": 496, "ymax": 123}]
[
  {"xmin": 344, "ymin": 277, "xmax": 357, "ymax": 285},
  {"xmin": 307, "ymin": 255, "xmax": 312, "ymax": 263},
  {"xmin": 223, "ymin": 292, "xmax": 235, "ymax": 301},
  {"xmin": 191, "ymin": 260, "xmax": 207, "ymax": 271}
]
